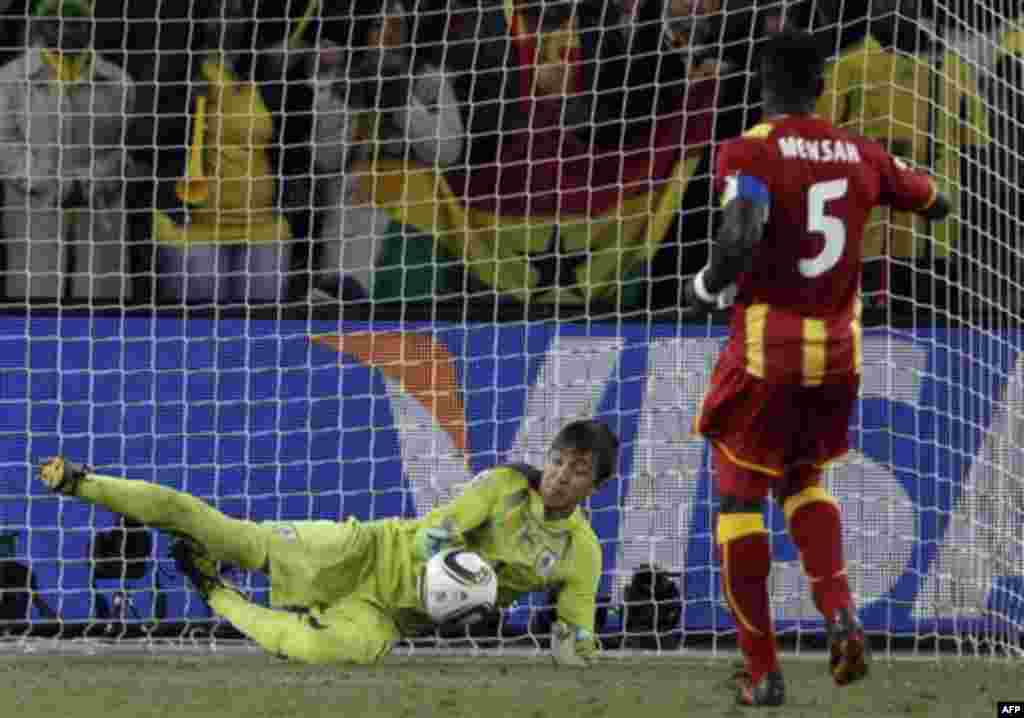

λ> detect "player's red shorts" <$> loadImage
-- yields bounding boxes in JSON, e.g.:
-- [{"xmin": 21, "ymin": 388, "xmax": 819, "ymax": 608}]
[{"xmin": 696, "ymin": 362, "xmax": 859, "ymax": 500}]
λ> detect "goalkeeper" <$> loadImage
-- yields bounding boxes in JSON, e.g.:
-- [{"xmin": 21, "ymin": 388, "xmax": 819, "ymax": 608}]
[{"xmin": 38, "ymin": 420, "xmax": 618, "ymax": 666}]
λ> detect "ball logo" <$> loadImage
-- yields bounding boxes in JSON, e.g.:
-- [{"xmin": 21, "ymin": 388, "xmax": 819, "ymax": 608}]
[
  {"xmin": 442, "ymin": 550, "xmax": 494, "ymax": 588},
  {"xmin": 431, "ymin": 589, "xmax": 471, "ymax": 603},
  {"xmin": 466, "ymin": 562, "xmax": 493, "ymax": 586}
]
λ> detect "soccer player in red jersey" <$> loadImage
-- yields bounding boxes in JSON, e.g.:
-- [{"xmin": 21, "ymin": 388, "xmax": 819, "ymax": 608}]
[{"xmin": 683, "ymin": 30, "xmax": 951, "ymax": 707}]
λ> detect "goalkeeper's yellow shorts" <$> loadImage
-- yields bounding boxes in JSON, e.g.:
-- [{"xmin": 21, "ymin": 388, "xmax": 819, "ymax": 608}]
[
  {"xmin": 261, "ymin": 518, "xmax": 402, "ymax": 662},
  {"xmin": 257, "ymin": 518, "xmax": 375, "ymax": 609},
  {"xmin": 208, "ymin": 517, "xmax": 399, "ymax": 664}
]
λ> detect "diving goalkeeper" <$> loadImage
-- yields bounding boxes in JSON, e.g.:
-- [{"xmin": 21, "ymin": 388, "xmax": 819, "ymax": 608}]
[{"xmin": 38, "ymin": 419, "xmax": 618, "ymax": 666}]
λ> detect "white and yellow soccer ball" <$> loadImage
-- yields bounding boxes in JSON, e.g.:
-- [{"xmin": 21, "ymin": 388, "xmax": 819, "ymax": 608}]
[{"xmin": 421, "ymin": 548, "xmax": 498, "ymax": 626}]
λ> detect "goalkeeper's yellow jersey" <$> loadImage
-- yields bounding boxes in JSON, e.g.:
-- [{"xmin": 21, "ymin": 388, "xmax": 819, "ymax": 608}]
[{"xmin": 363, "ymin": 464, "xmax": 602, "ymax": 636}]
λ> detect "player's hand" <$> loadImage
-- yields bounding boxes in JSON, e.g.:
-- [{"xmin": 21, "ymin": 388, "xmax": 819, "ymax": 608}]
[
  {"xmin": 38, "ymin": 456, "xmax": 91, "ymax": 496},
  {"xmin": 415, "ymin": 526, "xmax": 455, "ymax": 561},
  {"xmin": 550, "ymin": 621, "xmax": 597, "ymax": 667}
]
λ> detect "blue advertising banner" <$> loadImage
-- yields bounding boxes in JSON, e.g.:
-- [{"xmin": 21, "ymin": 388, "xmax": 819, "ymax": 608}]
[{"xmin": 0, "ymin": 317, "xmax": 1021, "ymax": 635}]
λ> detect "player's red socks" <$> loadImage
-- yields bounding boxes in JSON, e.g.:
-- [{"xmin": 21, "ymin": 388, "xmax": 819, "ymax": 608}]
[
  {"xmin": 786, "ymin": 488, "xmax": 853, "ymax": 620},
  {"xmin": 719, "ymin": 516, "xmax": 778, "ymax": 684}
]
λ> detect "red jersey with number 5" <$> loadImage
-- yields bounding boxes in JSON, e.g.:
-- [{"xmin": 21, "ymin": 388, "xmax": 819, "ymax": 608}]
[{"xmin": 714, "ymin": 115, "xmax": 937, "ymax": 385}]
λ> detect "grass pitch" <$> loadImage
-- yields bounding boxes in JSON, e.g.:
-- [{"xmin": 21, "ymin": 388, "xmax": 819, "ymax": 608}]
[{"xmin": 0, "ymin": 650, "xmax": 1018, "ymax": 717}]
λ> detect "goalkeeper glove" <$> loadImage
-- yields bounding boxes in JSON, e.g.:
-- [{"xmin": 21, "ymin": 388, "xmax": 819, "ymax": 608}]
[
  {"xmin": 38, "ymin": 456, "xmax": 91, "ymax": 496},
  {"xmin": 551, "ymin": 621, "xmax": 598, "ymax": 667},
  {"xmin": 415, "ymin": 526, "xmax": 456, "ymax": 561}
]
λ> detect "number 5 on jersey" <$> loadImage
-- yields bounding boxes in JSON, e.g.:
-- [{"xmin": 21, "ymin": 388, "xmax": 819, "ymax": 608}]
[{"xmin": 800, "ymin": 178, "xmax": 849, "ymax": 278}]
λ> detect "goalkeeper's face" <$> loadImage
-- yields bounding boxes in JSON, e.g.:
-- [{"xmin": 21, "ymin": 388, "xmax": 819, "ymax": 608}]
[{"xmin": 540, "ymin": 448, "xmax": 596, "ymax": 513}]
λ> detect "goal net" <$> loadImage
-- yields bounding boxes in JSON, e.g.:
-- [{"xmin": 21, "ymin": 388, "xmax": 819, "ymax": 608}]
[{"xmin": 0, "ymin": 0, "xmax": 1022, "ymax": 659}]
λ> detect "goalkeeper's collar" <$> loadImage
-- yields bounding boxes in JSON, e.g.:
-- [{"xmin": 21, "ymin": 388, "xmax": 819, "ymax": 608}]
[{"xmin": 529, "ymin": 491, "xmax": 580, "ymax": 528}]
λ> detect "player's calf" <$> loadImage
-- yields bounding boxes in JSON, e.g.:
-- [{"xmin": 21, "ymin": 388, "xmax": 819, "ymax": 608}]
[{"xmin": 827, "ymin": 606, "xmax": 869, "ymax": 686}]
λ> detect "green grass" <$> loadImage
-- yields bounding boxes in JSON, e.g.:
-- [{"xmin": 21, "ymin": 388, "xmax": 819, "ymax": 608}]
[{"xmin": 0, "ymin": 652, "xmax": 1018, "ymax": 717}]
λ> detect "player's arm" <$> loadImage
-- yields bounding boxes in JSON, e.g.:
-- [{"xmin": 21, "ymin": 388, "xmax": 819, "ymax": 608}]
[
  {"xmin": 877, "ymin": 148, "xmax": 951, "ymax": 222},
  {"xmin": 683, "ymin": 163, "xmax": 771, "ymax": 315},
  {"xmin": 414, "ymin": 469, "xmax": 506, "ymax": 559},
  {"xmin": 550, "ymin": 534, "xmax": 602, "ymax": 667}
]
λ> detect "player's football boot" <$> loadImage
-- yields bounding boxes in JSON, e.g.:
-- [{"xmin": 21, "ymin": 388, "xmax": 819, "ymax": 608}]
[
  {"xmin": 827, "ymin": 605, "xmax": 870, "ymax": 686},
  {"xmin": 733, "ymin": 669, "xmax": 786, "ymax": 707},
  {"xmin": 38, "ymin": 456, "xmax": 91, "ymax": 496},
  {"xmin": 169, "ymin": 539, "xmax": 226, "ymax": 600}
]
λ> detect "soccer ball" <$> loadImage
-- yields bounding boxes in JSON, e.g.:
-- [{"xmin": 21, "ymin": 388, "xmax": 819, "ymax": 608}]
[{"xmin": 421, "ymin": 548, "xmax": 498, "ymax": 626}]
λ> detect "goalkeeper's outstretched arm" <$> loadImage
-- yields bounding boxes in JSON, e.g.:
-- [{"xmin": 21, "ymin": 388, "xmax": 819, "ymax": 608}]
[
  {"xmin": 550, "ymin": 534, "xmax": 602, "ymax": 667},
  {"xmin": 414, "ymin": 469, "xmax": 505, "ymax": 559}
]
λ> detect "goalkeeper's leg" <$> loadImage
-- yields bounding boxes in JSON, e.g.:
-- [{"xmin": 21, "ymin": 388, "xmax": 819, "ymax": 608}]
[
  {"xmin": 209, "ymin": 590, "xmax": 399, "ymax": 665},
  {"xmin": 38, "ymin": 457, "xmax": 269, "ymax": 571}
]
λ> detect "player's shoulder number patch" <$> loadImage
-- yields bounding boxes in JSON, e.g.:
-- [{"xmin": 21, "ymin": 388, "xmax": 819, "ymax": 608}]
[
  {"xmin": 274, "ymin": 524, "xmax": 298, "ymax": 541},
  {"xmin": 451, "ymin": 467, "xmax": 503, "ymax": 498},
  {"xmin": 468, "ymin": 468, "xmax": 500, "ymax": 487}
]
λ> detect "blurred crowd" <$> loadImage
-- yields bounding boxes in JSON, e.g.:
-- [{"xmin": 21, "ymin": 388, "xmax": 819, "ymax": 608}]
[{"xmin": 0, "ymin": 0, "xmax": 1020, "ymax": 316}]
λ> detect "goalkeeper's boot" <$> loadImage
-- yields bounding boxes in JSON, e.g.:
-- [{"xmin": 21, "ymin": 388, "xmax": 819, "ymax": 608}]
[
  {"xmin": 734, "ymin": 669, "xmax": 786, "ymax": 707},
  {"xmin": 827, "ymin": 605, "xmax": 870, "ymax": 686},
  {"xmin": 169, "ymin": 539, "xmax": 226, "ymax": 601},
  {"xmin": 38, "ymin": 456, "xmax": 91, "ymax": 497}
]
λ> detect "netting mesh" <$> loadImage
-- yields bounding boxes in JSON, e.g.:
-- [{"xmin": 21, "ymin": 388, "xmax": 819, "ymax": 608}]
[{"xmin": 0, "ymin": 0, "xmax": 1021, "ymax": 658}]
